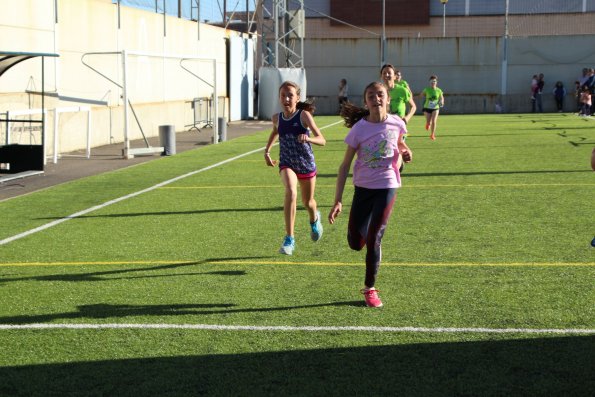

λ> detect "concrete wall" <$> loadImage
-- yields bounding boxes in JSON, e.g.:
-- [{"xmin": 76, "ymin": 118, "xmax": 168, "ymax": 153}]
[
  {"xmin": 304, "ymin": 35, "xmax": 595, "ymax": 115},
  {"xmin": 0, "ymin": 0, "xmax": 239, "ymax": 155}
]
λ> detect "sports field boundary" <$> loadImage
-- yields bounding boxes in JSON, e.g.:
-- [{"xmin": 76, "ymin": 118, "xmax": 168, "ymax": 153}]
[
  {"xmin": 0, "ymin": 120, "xmax": 344, "ymax": 247},
  {"xmin": 0, "ymin": 323, "xmax": 593, "ymax": 334}
]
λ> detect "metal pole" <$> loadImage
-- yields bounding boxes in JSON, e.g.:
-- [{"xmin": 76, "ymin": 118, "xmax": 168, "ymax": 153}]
[
  {"xmin": 246, "ymin": 0, "xmax": 249, "ymax": 34},
  {"xmin": 274, "ymin": 1, "xmax": 279, "ymax": 68},
  {"xmin": 442, "ymin": 3, "xmax": 446, "ymax": 37},
  {"xmin": 197, "ymin": 0, "xmax": 200, "ymax": 40},
  {"xmin": 501, "ymin": 0, "xmax": 509, "ymax": 96},
  {"xmin": 42, "ymin": 56, "xmax": 46, "ymax": 165},
  {"xmin": 300, "ymin": 0, "xmax": 304, "ymax": 67},
  {"xmin": 122, "ymin": 50, "xmax": 130, "ymax": 158},
  {"xmin": 381, "ymin": 0, "xmax": 386, "ymax": 66},
  {"xmin": 212, "ymin": 59, "xmax": 218, "ymax": 144}
]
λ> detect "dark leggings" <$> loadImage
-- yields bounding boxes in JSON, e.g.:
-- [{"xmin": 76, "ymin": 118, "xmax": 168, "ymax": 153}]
[{"xmin": 347, "ymin": 186, "xmax": 397, "ymax": 288}]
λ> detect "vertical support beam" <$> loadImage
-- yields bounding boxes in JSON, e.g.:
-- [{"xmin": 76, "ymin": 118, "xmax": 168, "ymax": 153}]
[
  {"xmin": 501, "ymin": 0, "xmax": 509, "ymax": 96},
  {"xmin": 273, "ymin": 2, "xmax": 279, "ymax": 68},
  {"xmin": 299, "ymin": 0, "xmax": 304, "ymax": 66},
  {"xmin": 42, "ymin": 56, "xmax": 46, "ymax": 165},
  {"xmin": 381, "ymin": 0, "xmax": 385, "ymax": 67},
  {"xmin": 53, "ymin": 109, "xmax": 59, "ymax": 164},
  {"xmin": 86, "ymin": 110, "xmax": 92, "ymax": 159},
  {"xmin": 121, "ymin": 50, "xmax": 131, "ymax": 158},
  {"xmin": 212, "ymin": 58, "xmax": 219, "ymax": 144},
  {"xmin": 246, "ymin": 0, "xmax": 250, "ymax": 34}
]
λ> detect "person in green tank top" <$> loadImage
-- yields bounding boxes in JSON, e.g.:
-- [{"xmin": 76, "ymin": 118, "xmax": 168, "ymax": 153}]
[{"xmin": 419, "ymin": 75, "xmax": 444, "ymax": 140}]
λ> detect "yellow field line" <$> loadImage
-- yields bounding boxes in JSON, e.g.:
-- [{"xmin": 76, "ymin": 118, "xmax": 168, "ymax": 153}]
[
  {"xmin": 158, "ymin": 185, "xmax": 335, "ymax": 189},
  {"xmin": 1, "ymin": 260, "xmax": 593, "ymax": 267}
]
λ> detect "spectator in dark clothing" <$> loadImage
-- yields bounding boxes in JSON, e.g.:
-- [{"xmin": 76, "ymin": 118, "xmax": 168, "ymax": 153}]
[
  {"xmin": 535, "ymin": 73, "xmax": 545, "ymax": 113},
  {"xmin": 553, "ymin": 81, "xmax": 566, "ymax": 112}
]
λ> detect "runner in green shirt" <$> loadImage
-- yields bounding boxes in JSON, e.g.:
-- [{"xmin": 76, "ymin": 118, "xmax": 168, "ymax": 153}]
[
  {"xmin": 419, "ymin": 75, "xmax": 444, "ymax": 140},
  {"xmin": 380, "ymin": 64, "xmax": 417, "ymax": 172},
  {"xmin": 380, "ymin": 64, "xmax": 416, "ymax": 123}
]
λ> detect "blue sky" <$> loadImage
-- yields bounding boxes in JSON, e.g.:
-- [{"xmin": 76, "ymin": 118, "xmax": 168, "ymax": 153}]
[{"xmin": 114, "ymin": 0, "xmax": 255, "ymax": 23}]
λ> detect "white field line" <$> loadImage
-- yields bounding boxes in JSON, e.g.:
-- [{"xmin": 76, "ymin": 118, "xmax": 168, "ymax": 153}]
[
  {"xmin": 0, "ymin": 119, "xmax": 344, "ymax": 247},
  {"xmin": 0, "ymin": 323, "xmax": 593, "ymax": 334}
]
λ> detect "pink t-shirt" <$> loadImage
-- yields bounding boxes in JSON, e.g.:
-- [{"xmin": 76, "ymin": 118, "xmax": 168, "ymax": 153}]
[{"xmin": 344, "ymin": 114, "xmax": 407, "ymax": 189}]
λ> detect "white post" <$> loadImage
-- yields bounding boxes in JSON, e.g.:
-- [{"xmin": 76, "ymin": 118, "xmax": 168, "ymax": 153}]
[
  {"xmin": 86, "ymin": 110, "xmax": 91, "ymax": 159},
  {"xmin": 6, "ymin": 111, "xmax": 10, "ymax": 144},
  {"xmin": 53, "ymin": 109, "xmax": 59, "ymax": 164},
  {"xmin": 501, "ymin": 0, "xmax": 509, "ymax": 96},
  {"xmin": 440, "ymin": 0, "xmax": 448, "ymax": 37},
  {"xmin": 442, "ymin": 2, "xmax": 446, "ymax": 37},
  {"xmin": 122, "ymin": 49, "xmax": 130, "ymax": 158},
  {"xmin": 212, "ymin": 58, "xmax": 219, "ymax": 144}
]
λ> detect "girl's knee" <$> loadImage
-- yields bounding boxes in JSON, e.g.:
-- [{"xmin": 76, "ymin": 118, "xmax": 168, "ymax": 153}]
[
  {"xmin": 285, "ymin": 187, "xmax": 298, "ymax": 200},
  {"xmin": 302, "ymin": 197, "xmax": 316, "ymax": 210}
]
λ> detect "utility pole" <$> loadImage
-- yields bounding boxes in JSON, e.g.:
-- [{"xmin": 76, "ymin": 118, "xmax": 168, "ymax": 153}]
[{"xmin": 440, "ymin": 0, "xmax": 448, "ymax": 37}]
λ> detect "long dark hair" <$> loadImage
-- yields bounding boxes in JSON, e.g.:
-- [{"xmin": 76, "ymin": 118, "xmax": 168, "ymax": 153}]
[
  {"xmin": 279, "ymin": 81, "xmax": 316, "ymax": 113},
  {"xmin": 340, "ymin": 81, "xmax": 387, "ymax": 128}
]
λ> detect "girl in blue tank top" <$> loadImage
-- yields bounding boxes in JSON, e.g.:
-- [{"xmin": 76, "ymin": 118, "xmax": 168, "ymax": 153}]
[{"xmin": 264, "ymin": 81, "xmax": 326, "ymax": 255}]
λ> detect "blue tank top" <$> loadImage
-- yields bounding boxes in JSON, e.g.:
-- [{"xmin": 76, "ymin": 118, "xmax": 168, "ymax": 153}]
[{"xmin": 278, "ymin": 109, "xmax": 316, "ymax": 174}]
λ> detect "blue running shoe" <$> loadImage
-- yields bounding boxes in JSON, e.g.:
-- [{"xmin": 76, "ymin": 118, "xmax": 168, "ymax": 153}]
[
  {"xmin": 310, "ymin": 210, "xmax": 323, "ymax": 242},
  {"xmin": 279, "ymin": 235, "xmax": 295, "ymax": 255}
]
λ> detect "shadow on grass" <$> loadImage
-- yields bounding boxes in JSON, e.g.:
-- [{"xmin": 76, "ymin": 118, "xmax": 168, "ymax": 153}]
[
  {"xmin": 0, "ymin": 257, "xmax": 265, "ymax": 284},
  {"xmin": 0, "ymin": 301, "xmax": 363, "ymax": 324},
  {"xmin": 0, "ymin": 335, "xmax": 593, "ymax": 396},
  {"xmin": 36, "ymin": 207, "xmax": 285, "ymax": 220}
]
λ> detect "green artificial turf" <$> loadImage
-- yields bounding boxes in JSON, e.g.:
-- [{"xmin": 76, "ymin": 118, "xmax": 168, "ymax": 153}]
[{"xmin": 0, "ymin": 113, "xmax": 593, "ymax": 396}]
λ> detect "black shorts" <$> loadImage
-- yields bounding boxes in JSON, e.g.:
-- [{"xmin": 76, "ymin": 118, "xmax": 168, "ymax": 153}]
[{"xmin": 423, "ymin": 108, "xmax": 439, "ymax": 113}]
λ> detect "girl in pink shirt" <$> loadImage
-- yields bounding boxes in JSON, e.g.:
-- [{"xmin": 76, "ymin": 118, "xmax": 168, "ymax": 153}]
[{"xmin": 328, "ymin": 81, "xmax": 412, "ymax": 308}]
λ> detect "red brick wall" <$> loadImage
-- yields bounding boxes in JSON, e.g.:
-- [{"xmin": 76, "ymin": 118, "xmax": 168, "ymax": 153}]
[{"xmin": 330, "ymin": 0, "xmax": 430, "ymax": 26}]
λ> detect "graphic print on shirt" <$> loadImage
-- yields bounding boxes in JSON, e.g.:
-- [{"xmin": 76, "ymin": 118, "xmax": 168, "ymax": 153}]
[{"xmin": 361, "ymin": 129, "xmax": 398, "ymax": 168}]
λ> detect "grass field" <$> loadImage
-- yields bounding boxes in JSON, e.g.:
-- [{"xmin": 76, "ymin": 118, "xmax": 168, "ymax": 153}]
[{"xmin": 0, "ymin": 113, "xmax": 594, "ymax": 396}]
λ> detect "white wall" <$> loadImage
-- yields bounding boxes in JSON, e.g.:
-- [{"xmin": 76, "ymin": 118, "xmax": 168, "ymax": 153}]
[
  {"xmin": 304, "ymin": 35, "xmax": 595, "ymax": 115},
  {"xmin": 0, "ymin": 0, "xmax": 239, "ymax": 154}
]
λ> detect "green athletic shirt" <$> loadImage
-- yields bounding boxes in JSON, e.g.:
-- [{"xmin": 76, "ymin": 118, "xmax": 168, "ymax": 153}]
[
  {"xmin": 388, "ymin": 83, "xmax": 411, "ymax": 117},
  {"xmin": 422, "ymin": 87, "xmax": 443, "ymax": 110}
]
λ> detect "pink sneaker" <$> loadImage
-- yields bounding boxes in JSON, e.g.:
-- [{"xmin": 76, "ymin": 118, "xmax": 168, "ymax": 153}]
[{"xmin": 361, "ymin": 288, "xmax": 383, "ymax": 308}]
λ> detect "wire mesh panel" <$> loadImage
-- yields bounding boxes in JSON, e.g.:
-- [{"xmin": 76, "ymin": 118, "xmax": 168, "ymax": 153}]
[{"xmin": 4, "ymin": 110, "xmax": 45, "ymax": 146}]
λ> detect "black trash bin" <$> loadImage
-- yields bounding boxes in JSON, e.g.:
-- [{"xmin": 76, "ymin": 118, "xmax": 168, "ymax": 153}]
[{"xmin": 159, "ymin": 125, "xmax": 176, "ymax": 156}]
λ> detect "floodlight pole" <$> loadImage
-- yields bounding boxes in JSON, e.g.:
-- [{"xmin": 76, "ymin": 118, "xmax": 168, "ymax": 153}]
[
  {"xmin": 122, "ymin": 49, "xmax": 131, "ymax": 157},
  {"xmin": 381, "ymin": 0, "xmax": 386, "ymax": 66},
  {"xmin": 440, "ymin": 0, "xmax": 448, "ymax": 38},
  {"xmin": 501, "ymin": 0, "xmax": 509, "ymax": 96}
]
